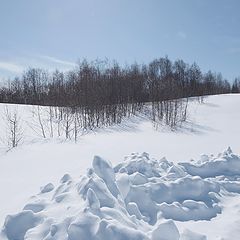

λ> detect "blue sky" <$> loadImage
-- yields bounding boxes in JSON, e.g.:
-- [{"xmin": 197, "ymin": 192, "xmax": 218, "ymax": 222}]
[{"xmin": 0, "ymin": 0, "xmax": 239, "ymax": 82}]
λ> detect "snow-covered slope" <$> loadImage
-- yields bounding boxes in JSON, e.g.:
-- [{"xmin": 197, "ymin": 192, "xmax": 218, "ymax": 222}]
[{"xmin": 0, "ymin": 94, "xmax": 240, "ymax": 239}]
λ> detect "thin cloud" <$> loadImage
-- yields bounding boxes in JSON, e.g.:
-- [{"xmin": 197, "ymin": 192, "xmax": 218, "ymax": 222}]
[
  {"xmin": 40, "ymin": 55, "xmax": 76, "ymax": 67},
  {"xmin": 227, "ymin": 47, "xmax": 240, "ymax": 54},
  {"xmin": 177, "ymin": 31, "xmax": 187, "ymax": 40},
  {"xmin": 0, "ymin": 61, "xmax": 24, "ymax": 73}
]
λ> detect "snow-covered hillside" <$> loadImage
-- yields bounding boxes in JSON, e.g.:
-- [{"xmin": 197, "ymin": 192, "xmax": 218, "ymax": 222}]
[{"xmin": 0, "ymin": 94, "xmax": 240, "ymax": 239}]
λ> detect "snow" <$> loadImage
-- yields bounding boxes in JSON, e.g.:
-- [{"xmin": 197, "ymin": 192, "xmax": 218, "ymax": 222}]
[
  {"xmin": 40, "ymin": 183, "xmax": 55, "ymax": 194},
  {"xmin": 0, "ymin": 94, "xmax": 240, "ymax": 239},
  {"xmin": 180, "ymin": 229, "xmax": 207, "ymax": 240},
  {"xmin": 152, "ymin": 220, "xmax": 180, "ymax": 240},
  {"xmin": 1, "ymin": 148, "xmax": 240, "ymax": 239},
  {"xmin": 2, "ymin": 211, "xmax": 41, "ymax": 240},
  {"xmin": 180, "ymin": 147, "xmax": 240, "ymax": 178}
]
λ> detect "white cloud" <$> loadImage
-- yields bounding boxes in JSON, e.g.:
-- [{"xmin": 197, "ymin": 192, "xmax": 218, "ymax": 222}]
[
  {"xmin": 177, "ymin": 31, "xmax": 187, "ymax": 40},
  {"xmin": 40, "ymin": 55, "xmax": 76, "ymax": 67},
  {"xmin": 0, "ymin": 55, "xmax": 77, "ymax": 82},
  {"xmin": 0, "ymin": 61, "xmax": 24, "ymax": 73}
]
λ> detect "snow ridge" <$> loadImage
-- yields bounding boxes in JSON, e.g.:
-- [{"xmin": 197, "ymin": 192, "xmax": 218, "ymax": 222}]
[{"xmin": 1, "ymin": 148, "xmax": 240, "ymax": 240}]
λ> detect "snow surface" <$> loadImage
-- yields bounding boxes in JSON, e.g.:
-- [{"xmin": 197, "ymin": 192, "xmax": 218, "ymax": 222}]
[
  {"xmin": 1, "ymin": 148, "xmax": 240, "ymax": 240},
  {"xmin": 0, "ymin": 94, "xmax": 240, "ymax": 239}
]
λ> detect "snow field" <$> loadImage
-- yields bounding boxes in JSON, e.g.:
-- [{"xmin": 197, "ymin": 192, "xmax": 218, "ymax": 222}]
[{"xmin": 0, "ymin": 94, "xmax": 240, "ymax": 239}]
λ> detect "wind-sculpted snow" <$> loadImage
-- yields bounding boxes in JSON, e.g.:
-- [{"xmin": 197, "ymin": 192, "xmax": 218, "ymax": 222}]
[
  {"xmin": 180, "ymin": 147, "xmax": 240, "ymax": 178},
  {"xmin": 1, "ymin": 148, "xmax": 240, "ymax": 240}
]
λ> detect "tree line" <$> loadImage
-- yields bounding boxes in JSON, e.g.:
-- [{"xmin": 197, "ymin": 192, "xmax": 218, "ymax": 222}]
[
  {"xmin": 0, "ymin": 57, "xmax": 235, "ymax": 132},
  {"xmin": 232, "ymin": 77, "xmax": 240, "ymax": 93}
]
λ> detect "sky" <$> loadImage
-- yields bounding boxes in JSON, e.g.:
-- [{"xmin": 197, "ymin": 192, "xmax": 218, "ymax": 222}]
[{"xmin": 0, "ymin": 0, "xmax": 239, "ymax": 82}]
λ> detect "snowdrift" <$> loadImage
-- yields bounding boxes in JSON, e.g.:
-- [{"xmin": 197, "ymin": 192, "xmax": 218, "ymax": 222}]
[{"xmin": 1, "ymin": 148, "xmax": 240, "ymax": 240}]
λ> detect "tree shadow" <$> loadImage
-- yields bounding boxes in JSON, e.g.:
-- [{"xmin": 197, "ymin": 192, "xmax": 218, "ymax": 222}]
[
  {"xmin": 84, "ymin": 113, "xmax": 148, "ymax": 135},
  {"xmin": 203, "ymin": 102, "xmax": 219, "ymax": 108},
  {"xmin": 176, "ymin": 120, "xmax": 218, "ymax": 135}
]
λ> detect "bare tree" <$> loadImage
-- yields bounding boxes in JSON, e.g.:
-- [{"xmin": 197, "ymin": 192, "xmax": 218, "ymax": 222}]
[{"xmin": 3, "ymin": 106, "xmax": 23, "ymax": 149}]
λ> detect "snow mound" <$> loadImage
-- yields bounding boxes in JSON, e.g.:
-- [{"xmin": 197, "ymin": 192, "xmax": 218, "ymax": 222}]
[
  {"xmin": 180, "ymin": 147, "xmax": 240, "ymax": 178},
  {"xmin": 1, "ymin": 149, "xmax": 240, "ymax": 239}
]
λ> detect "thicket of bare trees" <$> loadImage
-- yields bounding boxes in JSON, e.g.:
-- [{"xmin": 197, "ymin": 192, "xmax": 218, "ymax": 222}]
[
  {"xmin": 232, "ymin": 78, "xmax": 240, "ymax": 93},
  {"xmin": 0, "ymin": 57, "xmax": 232, "ymax": 131}
]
